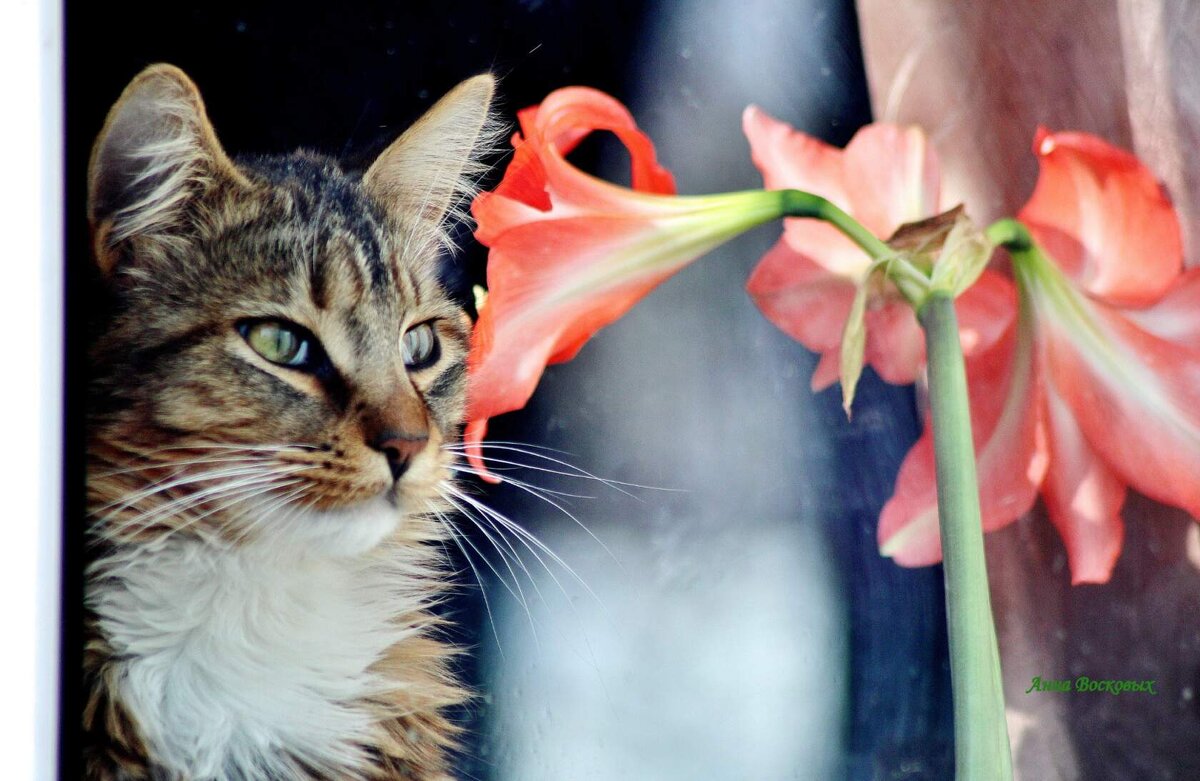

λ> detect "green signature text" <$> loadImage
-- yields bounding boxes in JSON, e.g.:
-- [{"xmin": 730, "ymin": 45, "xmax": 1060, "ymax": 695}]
[{"xmin": 1025, "ymin": 676, "xmax": 1157, "ymax": 695}]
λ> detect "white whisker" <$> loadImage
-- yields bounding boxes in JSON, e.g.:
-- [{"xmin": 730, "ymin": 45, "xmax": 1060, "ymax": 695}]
[
  {"xmin": 443, "ymin": 483, "xmax": 606, "ymax": 612},
  {"xmin": 431, "ymin": 508, "xmax": 506, "ymax": 656}
]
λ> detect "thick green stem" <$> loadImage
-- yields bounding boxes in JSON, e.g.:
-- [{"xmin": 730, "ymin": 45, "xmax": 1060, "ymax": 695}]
[
  {"xmin": 918, "ymin": 292, "xmax": 1012, "ymax": 780},
  {"xmin": 772, "ymin": 196, "xmax": 1014, "ymax": 776}
]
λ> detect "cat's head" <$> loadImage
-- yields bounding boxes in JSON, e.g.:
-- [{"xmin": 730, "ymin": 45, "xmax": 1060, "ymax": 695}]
[{"xmin": 87, "ymin": 65, "xmax": 495, "ymax": 554}]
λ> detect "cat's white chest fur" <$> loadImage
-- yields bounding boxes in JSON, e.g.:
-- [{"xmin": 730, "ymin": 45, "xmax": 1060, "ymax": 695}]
[{"xmin": 91, "ymin": 535, "xmax": 412, "ymax": 779}]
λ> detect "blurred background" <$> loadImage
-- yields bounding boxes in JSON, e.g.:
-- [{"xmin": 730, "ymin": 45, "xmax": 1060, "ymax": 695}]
[{"xmin": 66, "ymin": 2, "xmax": 956, "ymax": 778}]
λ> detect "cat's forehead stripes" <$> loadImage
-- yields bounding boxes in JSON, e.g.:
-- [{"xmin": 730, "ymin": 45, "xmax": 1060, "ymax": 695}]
[{"xmin": 241, "ymin": 153, "xmax": 393, "ymax": 295}]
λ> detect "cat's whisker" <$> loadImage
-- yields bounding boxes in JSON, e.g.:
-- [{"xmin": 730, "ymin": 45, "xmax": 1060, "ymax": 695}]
[
  {"xmin": 442, "ymin": 483, "xmax": 605, "ymax": 611},
  {"xmin": 456, "ymin": 465, "xmax": 618, "ymax": 566},
  {"xmin": 438, "ymin": 495, "xmax": 533, "ymax": 613},
  {"xmin": 96, "ymin": 462, "xmax": 316, "ymax": 530},
  {"xmin": 445, "ymin": 441, "xmax": 680, "ymax": 495},
  {"xmin": 450, "ymin": 464, "xmax": 594, "ymax": 499},
  {"xmin": 95, "ymin": 464, "xmax": 317, "ymax": 531},
  {"xmin": 226, "ymin": 482, "xmax": 315, "ymax": 547},
  {"xmin": 430, "ymin": 508, "xmax": 507, "ymax": 656},
  {"xmin": 143, "ymin": 478, "xmax": 307, "ymax": 549},
  {"xmin": 440, "ymin": 493, "xmax": 551, "ymax": 626},
  {"xmin": 440, "ymin": 494, "xmax": 541, "ymax": 633},
  {"xmin": 102, "ymin": 469, "xmax": 313, "ymax": 541},
  {"xmin": 93, "ymin": 452, "xmax": 283, "ymax": 479},
  {"xmin": 91, "ymin": 461, "xmax": 311, "ymax": 518}
]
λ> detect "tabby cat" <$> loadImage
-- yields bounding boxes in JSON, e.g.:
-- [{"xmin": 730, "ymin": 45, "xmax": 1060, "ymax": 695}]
[{"xmin": 83, "ymin": 64, "xmax": 495, "ymax": 780}]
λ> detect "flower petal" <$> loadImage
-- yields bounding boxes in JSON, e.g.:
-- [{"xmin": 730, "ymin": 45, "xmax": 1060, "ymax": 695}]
[
  {"xmin": 842, "ymin": 124, "xmax": 941, "ymax": 238},
  {"xmin": 742, "ymin": 106, "xmax": 868, "ymax": 277},
  {"xmin": 862, "ymin": 302, "xmax": 924, "ymax": 386},
  {"xmin": 468, "ymin": 90, "xmax": 795, "ymax": 474},
  {"xmin": 1040, "ymin": 382, "xmax": 1126, "ymax": 584},
  {"xmin": 1123, "ymin": 267, "xmax": 1200, "ymax": 348},
  {"xmin": 742, "ymin": 105, "xmax": 847, "ymax": 204},
  {"xmin": 1018, "ymin": 128, "xmax": 1183, "ymax": 307},
  {"xmin": 954, "ymin": 270, "xmax": 1017, "ymax": 357},
  {"xmin": 746, "ymin": 237, "xmax": 857, "ymax": 357},
  {"xmin": 1039, "ymin": 296, "xmax": 1200, "ymax": 520}
]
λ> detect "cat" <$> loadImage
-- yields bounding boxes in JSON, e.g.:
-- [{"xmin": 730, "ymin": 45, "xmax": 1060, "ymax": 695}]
[{"xmin": 82, "ymin": 64, "xmax": 495, "ymax": 780}]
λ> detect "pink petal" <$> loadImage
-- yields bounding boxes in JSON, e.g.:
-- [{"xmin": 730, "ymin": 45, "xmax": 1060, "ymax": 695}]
[
  {"xmin": 467, "ymin": 87, "xmax": 688, "ymax": 462},
  {"xmin": 842, "ymin": 124, "xmax": 942, "ymax": 238},
  {"xmin": 469, "ymin": 217, "xmax": 690, "ymax": 424},
  {"xmin": 742, "ymin": 106, "xmax": 847, "ymax": 204},
  {"xmin": 955, "ymin": 270, "xmax": 1018, "ymax": 357},
  {"xmin": 1041, "ymin": 299, "xmax": 1200, "ymax": 521},
  {"xmin": 863, "ymin": 302, "xmax": 924, "ymax": 387},
  {"xmin": 810, "ymin": 352, "xmax": 841, "ymax": 392},
  {"xmin": 1124, "ymin": 268, "xmax": 1200, "ymax": 348},
  {"xmin": 1019, "ymin": 128, "xmax": 1183, "ymax": 307},
  {"xmin": 746, "ymin": 237, "xmax": 858, "ymax": 355},
  {"xmin": 742, "ymin": 106, "xmax": 867, "ymax": 277},
  {"xmin": 1040, "ymin": 383, "xmax": 1126, "ymax": 584}
]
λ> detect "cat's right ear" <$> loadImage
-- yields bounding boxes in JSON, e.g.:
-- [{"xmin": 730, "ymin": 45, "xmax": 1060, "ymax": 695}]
[{"xmin": 88, "ymin": 64, "xmax": 248, "ymax": 275}]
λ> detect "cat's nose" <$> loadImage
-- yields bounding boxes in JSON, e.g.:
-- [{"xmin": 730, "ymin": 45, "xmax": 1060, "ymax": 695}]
[{"xmin": 372, "ymin": 430, "xmax": 428, "ymax": 481}]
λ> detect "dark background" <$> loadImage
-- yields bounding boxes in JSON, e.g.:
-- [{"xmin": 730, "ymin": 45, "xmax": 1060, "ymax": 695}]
[{"xmin": 64, "ymin": 2, "xmax": 952, "ymax": 778}]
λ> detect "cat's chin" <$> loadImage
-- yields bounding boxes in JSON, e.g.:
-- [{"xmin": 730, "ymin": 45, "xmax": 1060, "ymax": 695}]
[{"xmin": 256, "ymin": 492, "xmax": 404, "ymax": 557}]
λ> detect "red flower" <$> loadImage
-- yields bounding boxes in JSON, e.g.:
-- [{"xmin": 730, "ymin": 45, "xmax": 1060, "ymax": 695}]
[
  {"xmin": 1018, "ymin": 129, "xmax": 1200, "ymax": 582},
  {"xmin": 882, "ymin": 129, "xmax": 1200, "ymax": 584},
  {"xmin": 742, "ymin": 107, "xmax": 1015, "ymax": 391},
  {"xmin": 467, "ymin": 88, "xmax": 793, "ymax": 476}
]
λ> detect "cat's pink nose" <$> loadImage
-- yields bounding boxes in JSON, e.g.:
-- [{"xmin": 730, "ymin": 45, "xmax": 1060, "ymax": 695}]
[{"xmin": 373, "ymin": 431, "xmax": 428, "ymax": 481}]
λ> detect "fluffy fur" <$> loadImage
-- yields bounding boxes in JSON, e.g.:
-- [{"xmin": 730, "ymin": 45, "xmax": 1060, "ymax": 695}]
[{"xmin": 83, "ymin": 65, "xmax": 495, "ymax": 780}]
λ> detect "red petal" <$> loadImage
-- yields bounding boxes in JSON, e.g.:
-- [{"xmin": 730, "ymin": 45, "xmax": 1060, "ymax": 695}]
[
  {"xmin": 462, "ymin": 418, "xmax": 500, "ymax": 484},
  {"xmin": 742, "ymin": 106, "xmax": 868, "ymax": 277},
  {"xmin": 879, "ymin": 316, "xmax": 1046, "ymax": 566},
  {"xmin": 742, "ymin": 106, "xmax": 847, "ymax": 204},
  {"xmin": 863, "ymin": 302, "xmax": 924, "ymax": 386},
  {"xmin": 465, "ymin": 88, "xmax": 686, "ymax": 465},
  {"xmin": 746, "ymin": 237, "xmax": 857, "ymax": 355},
  {"xmin": 1040, "ymin": 383, "xmax": 1125, "ymax": 584},
  {"xmin": 955, "ymin": 270, "xmax": 1017, "ymax": 357},
  {"xmin": 1124, "ymin": 267, "xmax": 1200, "ymax": 348},
  {"xmin": 842, "ymin": 124, "xmax": 941, "ymax": 238},
  {"xmin": 1019, "ymin": 129, "xmax": 1183, "ymax": 307},
  {"xmin": 1040, "ymin": 298, "xmax": 1200, "ymax": 520},
  {"xmin": 468, "ymin": 217, "xmax": 684, "ymax": 423},
  {"xmin": 810, "ymin": 352, "xmax": 840, "ymax": 392},
  {"xmin": 528, "ymin": 87, "xmax": 676, "ymax": 194}
]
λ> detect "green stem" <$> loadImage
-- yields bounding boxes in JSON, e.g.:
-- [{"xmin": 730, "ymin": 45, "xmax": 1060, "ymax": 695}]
[
  {"xmin": 918, "ymin": 292, "xmax": 1013, "ymax": 780},
  {"xmin": 779, "ymin": 189, "xmax": 893, "ymax": 259},
  {"xmin": 985, "ymin": 218, "xmax": 1033, "ymax": 252},
  {"xmin": 771, "ymin": 196, "xmax": 1014, "ymax": 776}
]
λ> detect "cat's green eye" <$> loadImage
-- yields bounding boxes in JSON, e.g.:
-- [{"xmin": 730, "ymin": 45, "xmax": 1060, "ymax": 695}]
[
  {"xmin": 402, "ymin": 322, "xmax": 439, "ymax": 370},
  {"xmin": 241, "ymin": 321, "xmax": 312, "ymax": 368}
]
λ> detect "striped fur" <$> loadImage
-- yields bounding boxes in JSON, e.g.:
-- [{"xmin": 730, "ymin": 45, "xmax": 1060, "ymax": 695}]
[{"xmin": 84, "ymin": 65, "xmax": 495, "ymax": 780}]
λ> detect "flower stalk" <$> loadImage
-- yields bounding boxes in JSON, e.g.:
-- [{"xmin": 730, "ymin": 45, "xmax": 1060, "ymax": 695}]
[
  {"xmin": 919, "ymin": 291, "xmax": 1013, "ymax": 780},
  {"xmin": 778, "ymin": 189, "xmax": 894, "ymax": 258}
]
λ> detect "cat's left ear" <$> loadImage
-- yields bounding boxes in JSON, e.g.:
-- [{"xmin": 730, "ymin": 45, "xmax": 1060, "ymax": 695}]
[
  {"xmin": 88, "ymin": 64, "xmax": 249, "ymax": 275},
  {"xmin": 363, "ymin": 74, "xmax": 497, "ymax": 246}
]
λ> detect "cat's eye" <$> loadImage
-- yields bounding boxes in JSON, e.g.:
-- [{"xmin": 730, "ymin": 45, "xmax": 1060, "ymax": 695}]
[
  {"xmin": 239, "ymin": 320, "xmax": 316, "ymax": 368},
  {"xmin": 402, "ymin": 322, "xmax": 439, "ymax": 370}
]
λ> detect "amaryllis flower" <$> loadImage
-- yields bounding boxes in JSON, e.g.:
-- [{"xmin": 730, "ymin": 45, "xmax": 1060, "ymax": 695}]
[
  {"xmin": 467, "ymin": 88, "xmax": 794, "ymax": 475},
  {"xmin": 883, "ymin": 129, "xmax": 1200, "ymax": 584},
  {"xmin": 1018, "ymin": 129, "xmax": 1200, "ymax": 582},
  {"xmin": 742, "ymin": 107, "xmax": 1015, "ymax": 391}
]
